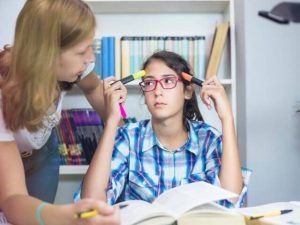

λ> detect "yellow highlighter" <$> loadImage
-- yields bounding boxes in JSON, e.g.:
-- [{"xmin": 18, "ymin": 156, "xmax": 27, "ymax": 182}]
[
  {"xmin": 112, "ymin": 70, "xmax": 146, "ymax": 85},
  {"xmin": 249, "ymin": 209, "xmax": 293, "ymax": 220},
  {"xmin": 75, "ymin": 204, "xmax": 129, "ymax": 219},
  {"xmin": 75, "ymin": 209, "xmax": 98, "ymax": 219}
]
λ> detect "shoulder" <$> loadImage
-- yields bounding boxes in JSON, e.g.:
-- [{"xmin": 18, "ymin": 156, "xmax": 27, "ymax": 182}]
[
  {"xmin": 118, "ymin": 119, "xmax": 150, "ymax": 134},
  {"xmin": 188, "ymin": 119, "xmax": 222, "ymax": 138}
]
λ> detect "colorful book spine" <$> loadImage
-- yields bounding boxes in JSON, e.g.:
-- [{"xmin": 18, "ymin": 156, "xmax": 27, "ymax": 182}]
[
  {"xmin": 101, "ymin": 37, "xmax": 109, "ymax": 78},
  {"xmin": 93, "ymin": 38, "xmax": 101, "ymax": 78},
  {"xmin": 121, "ymin": 36, "xmax": 130, "ymax": 77},
  {"xmin": 108, "ymin": 36, "xmax": 115, "ymax": 76}
]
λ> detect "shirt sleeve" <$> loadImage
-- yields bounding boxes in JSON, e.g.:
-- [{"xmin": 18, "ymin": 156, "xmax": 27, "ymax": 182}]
[
  {"xmin": 216, "ymin": 167, "xmax": 252, "ymax": 208},
  {"xmin": 106, "ymin": 127, "xmax": 130, "ymax": 205}
]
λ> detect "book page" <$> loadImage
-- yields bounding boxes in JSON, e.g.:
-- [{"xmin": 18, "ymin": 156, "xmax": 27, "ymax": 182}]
[
  {"xmin": 153, "ymin": 181, "xmax": 237, "ymax": 217},
  {"xmin": 236, "ymin": 202, "xmax": 300, "ymax": 224},
  {"xmin": 117, "ymin": 200, "xmax": 174, "ymax": 225}
]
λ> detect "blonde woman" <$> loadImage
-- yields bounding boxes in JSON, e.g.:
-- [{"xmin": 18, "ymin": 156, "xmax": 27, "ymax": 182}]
[{"xmin": 0, "ymin": 0, "xmax": 125, "ymax": 224}]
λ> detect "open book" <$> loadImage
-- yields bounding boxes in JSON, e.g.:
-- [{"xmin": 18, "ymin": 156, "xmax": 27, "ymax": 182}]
[
  {"xmin": 117, "ymin": 181, "xmax": 246, "ymax": 225},
  {"xmin": 235, "ymin": 201, "xmax": 300, "ymax": 225}
]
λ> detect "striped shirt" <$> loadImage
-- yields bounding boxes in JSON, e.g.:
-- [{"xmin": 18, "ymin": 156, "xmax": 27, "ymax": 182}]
[{"xmin": 104, "ymin": 119, "xmax": 250, "ymax": 208}]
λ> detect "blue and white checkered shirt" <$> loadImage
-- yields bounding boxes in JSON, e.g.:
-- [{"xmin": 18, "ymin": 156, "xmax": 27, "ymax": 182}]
[{"xmin": 102, "ymin": 119, "xmax": 250, "ymax": 208}]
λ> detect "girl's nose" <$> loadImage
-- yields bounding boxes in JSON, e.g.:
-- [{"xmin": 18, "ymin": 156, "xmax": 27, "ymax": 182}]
[{"xmin": 154, "ymin": 81, "xmax": 163, "ymax": 96}]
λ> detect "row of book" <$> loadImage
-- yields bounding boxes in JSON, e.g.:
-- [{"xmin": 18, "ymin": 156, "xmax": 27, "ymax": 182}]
[
  {"xmin": 54, "ymin": 109, "xmax": 138, "ymax": 166},
  {"xmin": 93, "ymin": 35, "xmax": 206, "ymax": 80},
  {"xmin": 54, "ymin": 109, "xmax": 104, "ymax": 165}
]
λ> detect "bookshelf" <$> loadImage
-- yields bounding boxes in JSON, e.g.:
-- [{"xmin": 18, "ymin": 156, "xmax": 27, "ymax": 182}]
[
  {"xmin": 55, "ymin": 0, "xmax": 236, "ymax": 203},
  {"xmin": 60, "ymin": 165, "xmax": 88, "ymax": 175}
]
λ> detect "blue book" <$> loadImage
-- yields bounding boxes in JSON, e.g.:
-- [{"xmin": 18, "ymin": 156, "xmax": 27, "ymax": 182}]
[
  {"xmin": 108, "ymin": 36, "xmax": 115, "ymax": 76},
  {"xmin": 101, "ymin": 37, "xmax": 109, "ymax": 79}
]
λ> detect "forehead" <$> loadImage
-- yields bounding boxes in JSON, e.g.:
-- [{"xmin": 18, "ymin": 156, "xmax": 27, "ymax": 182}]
[{"xmin": 145, "ymin": 60, "xmax": 177, "ymax": 79}]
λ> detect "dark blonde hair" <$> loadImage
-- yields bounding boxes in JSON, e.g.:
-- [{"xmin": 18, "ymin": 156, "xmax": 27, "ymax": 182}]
[{"xmin": 0, "ymin": 0, "xmax": 96, "ymax": 132}]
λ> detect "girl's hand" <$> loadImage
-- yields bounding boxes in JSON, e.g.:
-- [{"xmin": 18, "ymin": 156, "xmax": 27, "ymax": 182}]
[
  {"xmin": 71, "ymin": 199, "xmax": 120, "ymax": 225},
  {"xmin": 103, "ymin": 77, "xmax": 127, "ymax": 124},
  {"xmin": 200, "ymin": 76, "xmax": 233, "ymax": 122}
]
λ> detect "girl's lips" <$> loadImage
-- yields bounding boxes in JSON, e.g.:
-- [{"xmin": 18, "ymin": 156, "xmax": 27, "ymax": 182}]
[{"xmin": 154, "ymin": 102, "xmax": 167, "ymax": 107}]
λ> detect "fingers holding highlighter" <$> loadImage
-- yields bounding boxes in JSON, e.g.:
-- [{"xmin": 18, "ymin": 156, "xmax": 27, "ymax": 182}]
[
  {"xmin": 103, "ymin": 77, "xmax": 128, "ymax": 121},
  {"xmin": 72, "ymin": 199, "xmax": 121, "ymax": 225},
  {"xmin": 200, "ymin": 76, "xmax": 232, "ymax": 121}
]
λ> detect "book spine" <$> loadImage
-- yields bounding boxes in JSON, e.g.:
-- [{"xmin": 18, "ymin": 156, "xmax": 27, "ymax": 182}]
[
  {"xmin": 121, "ymin": 36, "xmax": 130, "ymax": 78},
  {"xmin": 115, "ymin": 37, "xmax": 121, "ymax": 79},
  {"xmin": 197, "ymin": 36, "xmax": 206, "ymax": 80},
  {"xmin": 108, "ymin": 36, "xmax": 115, "ymax": 76},
  {"xmin": 101, "ymin": 37, "xmax": 109, "ymax": 79},
  {"xmin": 93, "ymin": 38, "xmax": 101, "ymax": 78}
]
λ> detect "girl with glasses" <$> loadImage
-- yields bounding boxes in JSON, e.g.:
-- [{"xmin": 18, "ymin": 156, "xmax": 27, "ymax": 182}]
[{"xmin": 78, "ymin": 50, "xmax": 249, "ymax": 208}]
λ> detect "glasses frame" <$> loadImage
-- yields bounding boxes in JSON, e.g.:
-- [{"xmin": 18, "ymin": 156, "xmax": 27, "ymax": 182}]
[{"xmin": 139, "ymin": 75, "xmax": 182, "ymax": 92}]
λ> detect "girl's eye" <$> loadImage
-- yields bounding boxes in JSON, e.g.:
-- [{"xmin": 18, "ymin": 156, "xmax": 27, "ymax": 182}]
[
  {"xmin": 164, "ymin": 78, "xmax": 175, "ymax": 84},
  {"xmin": 144, "ymin": 80, "xmax": 154, "ymax": 86}
]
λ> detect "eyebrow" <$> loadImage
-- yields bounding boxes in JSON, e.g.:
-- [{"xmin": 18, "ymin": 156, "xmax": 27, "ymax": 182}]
[{"xmin": 144, "ymin": 74, "xmax": 177, "ymax": 79}]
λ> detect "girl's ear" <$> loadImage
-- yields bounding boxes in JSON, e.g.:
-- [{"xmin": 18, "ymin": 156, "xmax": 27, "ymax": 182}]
[{"xmin": 184, "ymin": 85, "xmax": 193, "ymax": 100}]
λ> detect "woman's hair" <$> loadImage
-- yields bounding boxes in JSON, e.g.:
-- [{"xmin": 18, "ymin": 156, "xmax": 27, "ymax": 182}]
[
  {"xmin": 0, "ymin": 0, "xmax": 96, "ymax": 132},
  {"xmin": 142, "ymin": 50, "xmax": 203, "ymax": 122}
]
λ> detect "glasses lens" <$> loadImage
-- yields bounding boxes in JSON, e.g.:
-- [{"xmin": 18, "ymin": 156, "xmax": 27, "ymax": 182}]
[
  {"xmin": 141, "ymin": 80, "xmax": 156, "ymax": 91},
  {"xmin": 161, "ymin": 76, "xmax": 177, "ymax": 89}
]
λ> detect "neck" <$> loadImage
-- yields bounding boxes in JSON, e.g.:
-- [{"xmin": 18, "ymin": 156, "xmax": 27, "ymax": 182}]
[{"xmin": 152, "ymin": 117, "xmax": 188, "ymax": 151}]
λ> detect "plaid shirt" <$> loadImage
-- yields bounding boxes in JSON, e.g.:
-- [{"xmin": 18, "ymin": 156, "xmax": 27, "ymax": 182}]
[{"xmin": 103, "ymin": 119, "xmax": 250, "ymax": 208}]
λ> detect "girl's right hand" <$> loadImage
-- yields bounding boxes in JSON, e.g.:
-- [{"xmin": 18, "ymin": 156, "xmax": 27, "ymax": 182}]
[{"xmin": 103, "ymin": 77, "xmax": 127, "ymax": 124}]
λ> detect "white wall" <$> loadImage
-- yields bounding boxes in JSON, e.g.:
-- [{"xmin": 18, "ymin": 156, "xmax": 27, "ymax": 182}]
[
  {"xmin": 236, "ymin": 0, "xmax": 300, "ymax": 206},
  {"xmin": 0, "ymin": 0, "xmax": 25, "ymax": 47}
]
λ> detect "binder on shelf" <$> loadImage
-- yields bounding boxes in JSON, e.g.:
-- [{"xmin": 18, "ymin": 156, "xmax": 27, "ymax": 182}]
[{"xmin": 205, "ymin": 22, "xmax": 229, "ymax": 80}]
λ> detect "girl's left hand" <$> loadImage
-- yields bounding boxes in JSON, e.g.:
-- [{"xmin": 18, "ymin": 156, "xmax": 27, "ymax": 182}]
[{"xmin": 200, "ymin": 76, "xmax": 233, "ymax": 121}]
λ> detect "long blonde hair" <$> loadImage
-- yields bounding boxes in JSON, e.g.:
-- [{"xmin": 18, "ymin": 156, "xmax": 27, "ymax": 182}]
[{"xmin": 0, "ymin": 0, "xmax": 96, "ymax": 132}]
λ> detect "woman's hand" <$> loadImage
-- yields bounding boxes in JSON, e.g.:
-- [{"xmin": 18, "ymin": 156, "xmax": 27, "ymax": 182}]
[
  {"xmin": 200, "ymin": 76, "xmax": 233, "ymax": 122},
  {"xmin": 103, "ymin": 77, "xmax": 127, "ymax": 124},
  {"xmin": 68, "ymin": 199, "xmax": 120, "ymax": 225}
]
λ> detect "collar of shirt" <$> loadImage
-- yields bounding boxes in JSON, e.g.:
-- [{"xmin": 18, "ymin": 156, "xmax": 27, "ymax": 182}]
[{"xmin": 140, "ymin": 119, "xmax": 200, "ymax": 156}]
